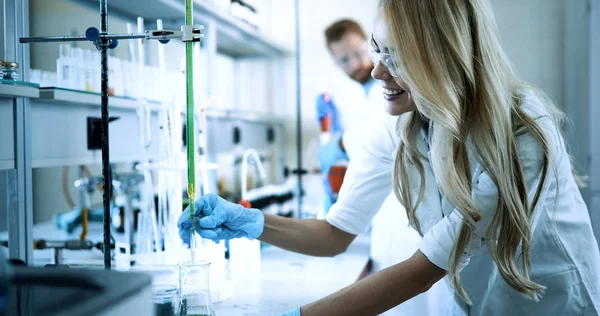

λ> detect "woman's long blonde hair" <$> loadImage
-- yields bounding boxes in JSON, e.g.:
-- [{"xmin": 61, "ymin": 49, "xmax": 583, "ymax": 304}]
[{"xmin": 381, "ymin": 0, "xmax": 568, "ymax": 304}]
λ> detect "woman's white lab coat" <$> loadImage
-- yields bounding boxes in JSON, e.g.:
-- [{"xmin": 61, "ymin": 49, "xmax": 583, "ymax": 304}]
[
  {"xmin": 326, "ymin": 89, "xmax": 600, "ymax": 315},
  {"xmin": 329, "ymin": 79, "xmax": 453, "ymax": 315}
]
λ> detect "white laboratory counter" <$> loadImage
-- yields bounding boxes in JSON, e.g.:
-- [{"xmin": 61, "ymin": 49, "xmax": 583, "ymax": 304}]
[
  {"xmin": 0, "ymin": 221, "xmax": 370, "ymax": 315},
  {"xmin": 216, "ymin": 235, "xmax": 370, "ymax": 315}
]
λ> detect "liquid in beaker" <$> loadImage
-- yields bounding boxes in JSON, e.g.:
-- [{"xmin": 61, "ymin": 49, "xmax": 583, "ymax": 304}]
[
  {"xmin": 152, "ymin": 284, "xmax": 179, "ymax": 316},
  {"xmin": 178, "ymin": 260, "xmax": 216, "ymax": 316}
]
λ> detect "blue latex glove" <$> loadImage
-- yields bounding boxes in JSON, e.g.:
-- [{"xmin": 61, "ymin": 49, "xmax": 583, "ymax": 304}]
[
  {"xmin": 277, "ymin": 306, "xmax": 301, "ymax": 316},
  {"xmin": 316, "ymin": 93, "xmax": 342, "ymax": 132},
  {"xmin": 319, "ymin": 133, "xmax": 347, "ymax": 214},
  {"xmin": 318, "ymin": 133, "xmax": 348, "ymax": 180},
  {"xmin": 177, "ymin": 193, "xmax": 265, "ymax": 244}
]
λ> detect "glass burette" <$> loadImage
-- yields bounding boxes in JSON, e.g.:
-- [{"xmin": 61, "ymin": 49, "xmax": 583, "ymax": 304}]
[{"xmin": 185, "ymin": 0, "xmax": 198, "ymax": 263}]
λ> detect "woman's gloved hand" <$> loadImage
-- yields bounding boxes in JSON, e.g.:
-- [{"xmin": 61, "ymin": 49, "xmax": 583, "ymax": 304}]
[{"xmin": 177, "ymin": 193, "xmax": 265, "ymax": 243}]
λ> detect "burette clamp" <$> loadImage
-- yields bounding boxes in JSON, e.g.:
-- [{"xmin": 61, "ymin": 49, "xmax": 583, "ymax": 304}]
[
  {"xmin": 85, "ymin": 27, "xmax": 119, "ymax": 50},
  {"xmin": 147, "ymin": 30, "xmax": 183, "ymax": 44},
  {"xmin": 181, "ymin": 25, "xmax": 204, "ymax": 42}
]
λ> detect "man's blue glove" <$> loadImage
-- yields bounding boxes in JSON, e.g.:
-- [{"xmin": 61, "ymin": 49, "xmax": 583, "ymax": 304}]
[
  {"xmin": 278, "ymin": 306, "xmax": 301, "ymax": 316},
  {"xmin": 316, "ymin": 93, "xmax": 342, "ymax": 132},
  {"xmin": 319, "ymin": 133, "xmax": 347, "ymax": 214},
  {"xmin": 177, "ymin": 193, "xmax": 265, "ymax": 244},
  {"xmin": 318, "ymin": 133, "xmax": 348, "ymax": 179}
]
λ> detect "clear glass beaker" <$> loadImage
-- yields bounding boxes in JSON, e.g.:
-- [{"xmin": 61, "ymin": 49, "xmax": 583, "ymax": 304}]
[
  {"xmin": 178, "ymin": 261, "xmax": 216, "ymax": 316},
  {"xmin": 152, "ymin": 284, "xmax": 179, "ymax": 316}
]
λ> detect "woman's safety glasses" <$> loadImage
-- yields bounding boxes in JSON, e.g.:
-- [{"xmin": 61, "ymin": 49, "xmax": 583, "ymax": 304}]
[{"xmin": 369, "ymin": 35, "xmax": 403, "ymax": 78}]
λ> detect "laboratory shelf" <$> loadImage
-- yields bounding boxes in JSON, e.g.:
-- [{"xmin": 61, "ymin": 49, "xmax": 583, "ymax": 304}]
[
  {"xmin": 205, "ymin": 107, "xmax": 285, "ymax": 124},
  {"xmin": 0, "ymin": 80, "xmax": 40, "ymax": 99},
  {"xmin": 0, "ymin": 161, "xmax": 14, "ymax": 170},
  {"xmin": 38, "ymin": 87, "xmax": 162, "ymax": 111},
  {"xmin": 70, "ymin": 0, "xmax": 292, "ymax": 58}
]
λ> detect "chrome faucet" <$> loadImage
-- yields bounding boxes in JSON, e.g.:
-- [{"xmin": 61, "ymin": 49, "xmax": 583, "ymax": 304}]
[{"xmin": 240, "ymin": 148, "xmax": 266, "ymax": 200}]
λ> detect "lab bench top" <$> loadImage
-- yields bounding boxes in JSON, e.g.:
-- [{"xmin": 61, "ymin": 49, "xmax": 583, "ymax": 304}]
[
  {"xmin": 0, "ymin": 221, "xmax": 371, "ymax": 315},
  {"xmin": 217, "ymin": 235, "xmax": 370, "ymax": 315}
]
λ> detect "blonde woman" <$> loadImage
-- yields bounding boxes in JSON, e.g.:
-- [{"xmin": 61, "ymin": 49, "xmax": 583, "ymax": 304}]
[{"xmin": 178, "ymin": 0, "xmax": 600, "ymax": 314}]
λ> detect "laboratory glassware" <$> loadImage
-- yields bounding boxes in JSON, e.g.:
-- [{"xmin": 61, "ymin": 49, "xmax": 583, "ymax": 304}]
[
  {"xmin": 183, "ymin": 0, "xmax": 200, "ymax": 263},
  {"xmin": 178, "ymin": 261, "xmax": 216, "ymax": 316},
  {"xmin": 153, "ymin": 284, "xmax": 179, "ymax": 316}
]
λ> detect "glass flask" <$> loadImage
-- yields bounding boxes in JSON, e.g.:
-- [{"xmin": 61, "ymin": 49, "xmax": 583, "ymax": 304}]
[
  {"xmin": 178, "ymin": 260, "xmax": 216, "ymax": 316},
  {"xmin": 152, "ymin": 284, "xmax": 179, "ymax": 316}
]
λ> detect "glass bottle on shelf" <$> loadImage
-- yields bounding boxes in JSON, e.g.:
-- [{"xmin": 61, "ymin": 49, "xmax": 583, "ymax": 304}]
[{"xmin": 2, "ymin": 61, "xmax": 20, "ymax": 81}]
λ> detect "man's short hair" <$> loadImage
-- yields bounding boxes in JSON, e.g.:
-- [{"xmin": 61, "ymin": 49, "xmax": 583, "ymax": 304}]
[{"xmin": 324, "ymin": 19, "xmax": 367, "ymax": 50}]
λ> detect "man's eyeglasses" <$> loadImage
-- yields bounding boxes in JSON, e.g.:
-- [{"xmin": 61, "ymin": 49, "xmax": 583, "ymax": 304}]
[{"xmin": 335, "ymin": 44, "xmax": 369, "ymax": 68}]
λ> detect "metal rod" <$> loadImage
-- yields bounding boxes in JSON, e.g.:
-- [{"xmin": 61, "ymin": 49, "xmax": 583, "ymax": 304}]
[
  {"xmin": 19, "ymin": 35, "xmax": 88, "ymax": 43},
  {"xmin": 100, "ymin": 0, "xmax": 112, "ymax": 271},
  {"xmin": 54, "ymin": 248, "xmax": 62, "ymax": 265},
  {"xmin": 20, "ymin": 33, "xmax": 155, "ymax": 44},
  {"xmin": 294, "ymin": 0, "xmax": 303, "ymax": 218},
  {"xmin": 101, "ymin": 33, "xmax": 145, "ymax": 40}
]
